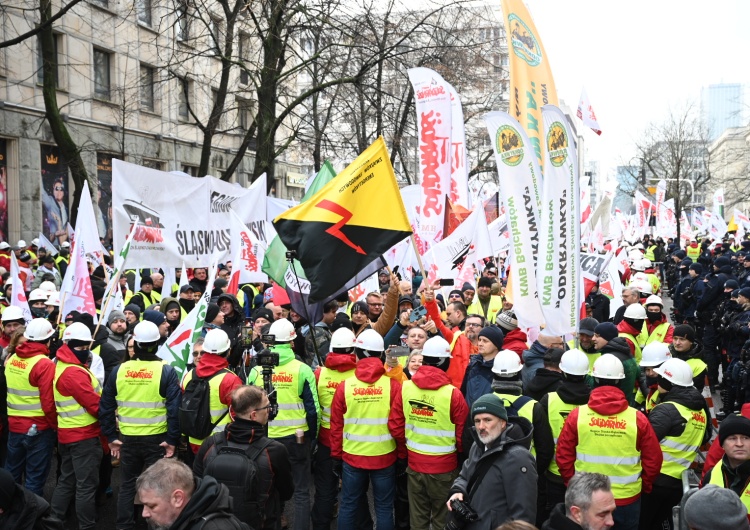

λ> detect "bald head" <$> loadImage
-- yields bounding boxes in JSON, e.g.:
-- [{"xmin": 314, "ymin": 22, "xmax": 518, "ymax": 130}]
[{"xmin": 538, "ymin": 331, "xmax": 564, "ymax": 349}]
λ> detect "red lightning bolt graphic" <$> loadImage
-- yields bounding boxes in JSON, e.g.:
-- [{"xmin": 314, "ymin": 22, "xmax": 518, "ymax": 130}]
[{"xmin": 315, "ymin": 199, "xmax": 366, "ymax": 255}]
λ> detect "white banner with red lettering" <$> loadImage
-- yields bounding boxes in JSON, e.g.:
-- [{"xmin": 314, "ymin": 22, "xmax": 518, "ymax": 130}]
[
  {"xmin": 576, "ymin": 87, "xmax": 602, "ymax": 136},
  {"xmin": 408, "ymin": 68, "xmax": 452, "ymax": 252},
  {"xmin": 484, "ymin": 111, "xmax": 544, "ymax": 329},
  {"xmin": 9, "ymin": 253, "xmax": 32, "ymax": 323},
  {"xmin": 228, "ymin": 209, "xmax": 267, "ymax": 293},
  {"xmin": 657, "ymin": 198, "xmax": 677, "ymax": 238},
  {"xmin": 448, "ymin": 84, "xmax": 469, "ymax": 209}
]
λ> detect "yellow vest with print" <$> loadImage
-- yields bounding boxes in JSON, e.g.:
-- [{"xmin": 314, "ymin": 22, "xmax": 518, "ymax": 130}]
[
  {"xmin": 342, "ymin": 374, "xmax": 395, "ymax": 456},
  {"xmin": 657, "ymin": 402, "xmax": 706, "ymax": 479},
  {"xmin": 116, "ymin": 360, "xmax": 167, "ymax": 436},
  {"xmin": 575, "ymin": 405, "xmax": 641, "ymax": 500},
  {"xmin": 317, "ymin": 366, "xmax": 354, "ymax": 431},
  {"xmin": 6, "ymin": 354, "xmax": 48, "ymax": 418},
  {"xmin": 686, "ymin": 246, "xmax": 701, "ymax": 262},
  {"xmin": 403, "ymin": 381, "xmax": 456, "ymax": 456},
  {"xmin": 686, "ymin": 358, "xmax": 707, "ymax": 380},
  {"xmin": 546, "ymin": 392, "xmax": 579, "ymax": 476},
  {"xmin": 496, "ymin": 392, "xmax": 537, "ymax": 456},
  {"xmin": 708, "ymin": 462, "xmax": 750, "ymax": 512},
  {"xmin": 182, "ymin": 369, "xmax": 232, "ymax": 446},
  {"xmin": 250, "ymin": 359, "xmax": 308, "ymax": 438},
  {"xmin": 467, "ymin": 295, "xmax": 504, "ymax": 324},
  {"xmin": 54, "ymin": 361, "xmax": 101, "ymax": 429},
  {"xmin": 634, "ymin": 388, "xmax": 660, "ymax": 413},
  {"xmin": 618, "ymin": 332, "xmax": 643, "ymax": 364},
  {"xmin": 641, "ymin": 322, "xmax": 671, "ymax": 346}
]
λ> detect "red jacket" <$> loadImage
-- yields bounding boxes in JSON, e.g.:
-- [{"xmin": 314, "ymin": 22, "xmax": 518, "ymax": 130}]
[
  {"xmin": 330, "ymin": 357, "xmax": 406, "ymax": 469},
  {"xmin": 186, "ymin": 353, "xmax": 243, "ymax": 453},
  {"xmin": 404, "ymin": 366, "xmax": 467, "ymax": 474},
  {"xmin": 424, "ymin": 299, "xmax": 472, "ymax": 388},
  {"xmin": 555, "ymin": 385, "xmax": 662, "ymax": 506},
  {"xmin": 54, "ymin": 345, "xmax": 101, "ymax": 444},
  {"xmin": 501, "ymin": 328, "xmax": 529, "ymax": 361},
  {"xmin": 7, "ymin": 342, "xmax": 57, "ymax": 433},
  {"xmin": 314, "ymin": 352, "xmax": 357, "ymax": 448},
  {"xmin": 645, "ymin": 314, "xmax": 674, "ymax": 344},
  {"xmin": 616, "ymin": 321, "xmax": 642, "ymax": 357},
  {"xmin": 703, "ymin": 403, "xmax": 750, "ymax": 477}
]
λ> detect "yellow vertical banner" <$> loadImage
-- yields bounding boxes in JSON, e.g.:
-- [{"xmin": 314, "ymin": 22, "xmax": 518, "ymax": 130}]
[{"xmin": 500, "ymin": 0, "xmax": 559, "ymax": 167}]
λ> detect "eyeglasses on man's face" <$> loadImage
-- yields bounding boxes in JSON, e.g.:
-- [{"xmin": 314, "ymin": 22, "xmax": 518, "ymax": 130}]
[{"xmin": 254, "ymin": 403, "xmax": 273, "ymax": 412}]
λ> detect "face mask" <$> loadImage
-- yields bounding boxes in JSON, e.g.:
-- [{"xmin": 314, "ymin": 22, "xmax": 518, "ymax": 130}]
[
  {"xmin": 73, "ymin": 348, "xmax": 91, "ymax": 365},
  {"xmin": 31, "ymin": 306, "xmax": 48, "ymax": 318},
  {"xmin": 645, "ymin": 375, "xmax": 659, "ymax": 388},
  {"xmin": 180, "ymin": 298, "xmax": 196, "ymax": 313},
  {"xmin": 647, "ymin": 312, "xmax": 662, "ymax": 323}
]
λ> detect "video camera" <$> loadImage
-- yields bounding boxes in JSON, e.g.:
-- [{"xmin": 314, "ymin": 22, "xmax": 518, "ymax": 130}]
[{"xmin": 256, "ymin": 334, "xmax": 281, "ymax": 421}]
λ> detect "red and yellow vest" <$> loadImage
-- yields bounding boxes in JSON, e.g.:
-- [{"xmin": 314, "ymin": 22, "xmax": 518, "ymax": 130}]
[
  {"xmin": 657, "ymin": 402, "xmax": 706, "ymax": 479},
  {"xmin": 54, "ymin": 361, "xmax": 101, "ymax": 429},
  {"xmin": 182, "ymin": 369, "xmax": 232, "ymax": 446},
  {"xmin": 402, "ymin": 381, "xmax": 456, "ymax": 456},
  {"xmin": 342, "ymin": 375, "xmax": 395, "ymax": 456},
  {"xmin": 707, "ymin": 462, "xmax": 750, "ymax": 512},
  {"xmin": 546, "ymin": 392, "xmax": 578, "ymax": 476},
  {"xmin": 6, "ymin": 354, "xmax": 47, "ymax": 418},
  {"xmin": 317, "ymin": 366, "xmax": 354, "ymax": 431}
]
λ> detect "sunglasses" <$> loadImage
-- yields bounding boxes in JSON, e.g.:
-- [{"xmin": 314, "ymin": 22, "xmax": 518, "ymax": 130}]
[{"xmin": 54, "ymin": 187, "xmax": 65, "ymax": 191}]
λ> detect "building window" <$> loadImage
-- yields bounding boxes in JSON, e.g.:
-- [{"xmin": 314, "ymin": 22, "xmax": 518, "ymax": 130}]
[
  {"xmin": 140, "ymin": 65, "xmax": 155, "ymax": 111},
  {"xmin": 136, "ymin": 0, "xmax": 152, "ymax": 25},
  {"xmin": 237, "ymin": 98, "xmax": 254, "ymax": 130},
  {"xmin": 182, "ymin": 164, "xmax": 198, "ymax": 176},
  {"xmin": 209, "ymin": 16, "xmax": 222, "ymax": 55},
  {"xmin": 238, "ymin": 33, "xmax": 251, "ymax": 85},
  {"xmin": 36, "ymin": 33, "xmax": 60, "ymax": 86},
  {"xmin": 176, "ymin": 1, "xmax": 189, "ymax": 41},
  {"xmin": 177, "ymin": 77, "xmax": 191, "ymax": 119},
  {"xmin": 142, "ymin": 159, "xmax": 164, "ymax": 170},
  {"xmin": 93, "ymin": 48, "xmax": 111, "ymax": 98}
]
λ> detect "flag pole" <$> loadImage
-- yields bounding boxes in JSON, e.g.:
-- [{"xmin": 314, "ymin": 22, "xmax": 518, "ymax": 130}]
[
  {"xmin": 409, "ymin": 234, "xmax": 428, "ymax": 281},
  {"xmin": 89, "ymin": 271, "xmax": 121, "ymax": 349},
  {"xmin": 286, "ymin": 252, "xmax": 324, "ymax": 368}
]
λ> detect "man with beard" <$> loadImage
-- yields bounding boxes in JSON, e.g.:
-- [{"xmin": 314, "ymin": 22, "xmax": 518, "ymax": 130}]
[
  {"xmin": 467, "ymin": 276, "xmax": 503, "ymax": 324},
  {"xmin": 106, "ymin": 310, "xmax": 128, "ymax": 360},
  {"xmin": 463, "ymin": 314, "xmax": 485, "ymax": 350},
  {"xmin": 178, "ymin": 285, "xmax": 196, "ymax": 314},
  {"xmin": 541, "ymin": 472, "xmax": 616, "ymax": 530},
  {"xmin": 123, "ymin": 304, "xmax": 141, "ymax": 332},
  {"xmin": 612, "ymin": 287, "xmax": 640, "ymax": 325}
]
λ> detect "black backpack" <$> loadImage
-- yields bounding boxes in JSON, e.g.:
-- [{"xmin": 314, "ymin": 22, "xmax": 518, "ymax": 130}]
[
  {"xmin": 203, "ymin": 434, "xmax": 274, "ymax": 530},
  {"xmin": 179, "ymin": 369, "xmax": 230, "ymax": 439}
]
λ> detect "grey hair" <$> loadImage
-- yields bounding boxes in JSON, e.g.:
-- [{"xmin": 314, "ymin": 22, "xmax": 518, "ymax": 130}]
[
  {"xmin": 622, "ymin": 286, "xmax": 639, "ymax": 297},
  {"xmin": 136, "ymin": 458, "xmax": 195, "ymax": 499},
  {"xmin": 565, "ymin": 472, "xmax": 611, "ymax": 516}
]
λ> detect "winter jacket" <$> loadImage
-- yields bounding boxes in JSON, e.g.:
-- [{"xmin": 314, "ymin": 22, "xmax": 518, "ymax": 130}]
[
  {"xmin": 424, "ymin": 299, "xmax": 471, "ymax": 388},
  {"xmin": 105, "ymin": 327, "xmax": 128, "ymax": 358},
  {"xmin": 354, "ymin": 282, "xmax": 400, "ymax": 338},
  {"xmin": 91, "ymin": 325, "xmax": 120, "ymax": 384},
  {"xmin": 0, "ymin": 483, "xmax": 59, "ymax": 530},
  {"xmin": 701, "ymin": 454, "xmax": 750, "ymax": 507},
  {"xmin": 169, "ymin": 475, "xmax": 250, "ymax": 530},
  {"xmin": 643, "ymin": 314, "xmax": 674, "ymax": 344},
  {"xmin": 217, "ymin": 294, "xmax": 246, "ymax": 367},
  {"xmin": 521, "ymin": 340, "xmax": 548, "ymax": 387},
  {"xmin": 404, "ymin": 365, "xmax": 468, "ymax": 474},
  {"xmin": 725, "ymin": 308, "xmax": 750, "ymax": 359},
  {"xmin": 329, "ymin": 356, "xmax": 406, "ymax": 469},
  {"xmin": 541, "ymin": 503, "xmax": 584, "ymax": 530},
  {"xmin": 668, "ymin": 342, "xmax": 707, "ymax": 391},
  {"xmin": 616, "ymin": 320, "xmax": 643, "ymax": 358},
  {"xmin": 675, "ymin": 275, "xmax": 704, "ymax": 320},
  {"xmin": 525, "ymin": 368, "xmax": 563, "ymax": 401},
  {"xmin": 6, "ymin": 342, "xmax": 57, "ymax": 434},
  {"xmin": 502, "ymin": 328, "xmax": 529, "ymax": 359},
  {"xmin": 313, "ymin": 352, "xmax": 357, "ymax": 447},
  {"xmin": 194, "ymin": 419, "xmax": 293, "ymax": 530},
  {"xmin": 53, "ymin": 345, "xmax": 101, "ymax": 444},
  {"xmin": 555, "ymin": 385, "xmax": 662, "ymax": 505},
  {"xmin": 703, "ymin": 402, "xmax": 750, "ymax": 477},
  {"xmin": 586, "ymin": 291, "xmax": 611, "ymax": 324},
  {"xmin": 449, "ymin": 416, "xmax": 538, "ymax": 528},
  {"xmin": 697, "ymin": 265, "xmax": 736, "ymax": 318},
  {"xmin": 596, "ymin": 337, "xmax": 638, "ymax": 405},
  {"xmin": 461, "ymin": 354, "xmax": 496, "ymax": 407}
]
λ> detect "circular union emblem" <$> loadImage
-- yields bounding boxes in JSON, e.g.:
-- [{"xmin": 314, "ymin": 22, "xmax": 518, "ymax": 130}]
[
  {"xmin": 496, "ymin": 125, "xmax": 524, "ymax": 167},
  {"xmin": 508, "ymin": 14, "xmax": 542, "ymax": 67},
  {"xmin": 547, "ymin": 122, "xmax": 568, "ymax": 167}
]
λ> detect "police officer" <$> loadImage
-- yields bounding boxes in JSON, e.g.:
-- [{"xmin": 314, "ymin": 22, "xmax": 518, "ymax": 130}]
[
  {"xmin": 248, "ymin": 318, "xmax": 319, "ymax": 530},
  {"xmin": 99, "ymin": 320, "xmax": 181, "ymax": 530}
]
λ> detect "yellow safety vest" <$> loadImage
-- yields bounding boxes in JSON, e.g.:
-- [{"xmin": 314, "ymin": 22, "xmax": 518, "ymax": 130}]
[
  {"xmin": 657, "ymin": 402, "xmax": 706, "ymax": 479},
  {"xmin": 686, "ymin": 246, "xmax": 701, "ymax": 262},
  {"xmin": 54, "ymin": 255, "xmax": 70, "ymax": 271},
  {"xmin": 708, "ymin": 462, "xmax": 750, "ymax": 512},
  {"xmin": 641, "ymin": 322, "xmax": 671, "ymax": 346},
  {"xmin": 618, "ymin": 332, "xmax": 643, "ymax": 364},
  {"xmin": 567, "ymin": 340, "xmax": 599, "ymax": 373},
  {"xmin": 686, "ymin": 358, "xmax": 707, "ymax": 380},
  {"xmin": 133, "ymin": 291, "xmax": 161, "ymax": 307},
  {"xmin": 644, "ymin": 245, "xmax": 657, "ymax": 262},
  {"xmin": 634, "ymin": 388, "xmax": 660, "ymax": 413},
  {"xmin": 575, "ymin": 405, "xmax": 642, "ymax": 500},
  {"xmin": 6, "ymin": 354, "xmax": 48, "ymax": 418},
  {"xmin": 496, "ymin": 392, "xmax": 537, "ymax": 456},
  {"xmin": 182, "ymin": 369, "xmax": 232, "ymax": 446},
  {"xmin": 547, "ymin": 392, "xmax": 579, "ymax": 476},
  {"xmin": 467, "ymin": 296, "xmax": 504, "ymax": 324},
  {"xmin": 342, "ymin": 374, "xmax": 395, "ymax": 456},
  {"xmin": 251, "ymin": 359, "xmax": 308, "ymax": 438},
  {"xmin": 317, "ymin": 366, "xmax": 354, "ymax": 430},
  {"xmin": 402, "ymin": 381, "xmax": 456, "ymax": 456},
  {"xmin": 115, "ymin": 360, "xmax": 167, "ymax": 436},
  {"xmin": 54, "ymin": 361, "xmax": 101, "ymax": 429}
]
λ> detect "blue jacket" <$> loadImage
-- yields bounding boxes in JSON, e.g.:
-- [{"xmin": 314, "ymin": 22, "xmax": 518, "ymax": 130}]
[
  {"xmin": 726, "ymin": 309, "xmax": 750, "ymax": 359},
  {"xmin": 461, "ymin": 354, "xmax": 496, "ymax": 407},
  {"xmin": 521, "ymin": 341, "xmax": 548, "ymax": 388}
]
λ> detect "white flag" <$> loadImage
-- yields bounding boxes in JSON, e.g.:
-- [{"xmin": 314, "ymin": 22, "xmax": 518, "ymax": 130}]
[
  {"xmin": 228, "ymin": 209, "xmax": 267, "ymax": 295},
  {"xmin": 709, "ymin": 211, "xmax": 728, "ymax": 240},
  {"xmin": 447, "ymin": 84, "xmax": 469, "ymax": 208},
  {"xmin": 38, "ymin": 232, "xmax": 58, "ymax": 256},
  {"xmin": 162, "ymin": 268, "xmax": 175, "ymax": 299},
  {"xmin": 598, "ymin": 256, "xmax": 624, "ymax": 319},
  {"xmin": 713, "ymin": 188, "xmax": 725, "ymax": 216},
  {"xmin": 9, "ymin": 253, "xmax": 32, "ymax": 323},
  {"xmin": 576, "ymin": 88, "xmax": 602, "ymax": 135}
]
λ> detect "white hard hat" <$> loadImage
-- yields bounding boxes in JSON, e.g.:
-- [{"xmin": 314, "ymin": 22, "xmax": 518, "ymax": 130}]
[
  {"xmin": 4, "ymin": 277, "xmax": 12, "ymax": 287},
  {"xmin": 421, "ymin": 336, "xmax": 452, "ymax": 358},
  {"xmin": 330, "ymin": 327, "xmax": 356, "ymax": 350},
  {"xmin": 630, "ymin": 260, "xmax": 644, "ymax": 272},
  {"xmin": 624, "ymin": 304, "xmax": 647, "ymax": 319},
  {"xmin": 491, "ymin": 350, "xmax": 523, "ymax": 376},
  {"xmin": 645, "ymin": 295, "xmax": 663, "ymax": 308},
  {"xmin": 16, "ymin": 240, "xmax": 26, "ymax": 248},
  {"xmin": 39, "ymin": 281, "xmax": 57, "ymax": 293},
  {"xmin": 268, "ymin": 318, "xmax": 296, "ymax": 342},
  {"xmin": 633, "ymin": 279, "xmax": 653, "ymax": 295},
  {"xmin": 1, "ymin": 306, "xmax": 25, "ymax": 322},
  {"xmin": 45, "ymin": 291, "xmax": 60, "ymax": 307},
  {"xmin": 640, "ymin": 258, "xmax": 652, "ymax": 269},
  {"xmin": 592, "ymin": 353, "xmax": 625, "ymax": 380},
  {"xmin": 634, "ymin": 243, "xmax": 644, "ymax": 250},
  {"xmin": 355, "ymin": 328, "xmax": 385, "ymax": 353},
  {"xmin": 640, "ymin": 342, "xmax": 672, "ymax": 367},
  {"xmin": 61, "ymin": 242, "xmax": 70, "ymax": 248},
  {"xmin": 633, "ymin": 272, "xmax": 649, "ymax": 282},
  {"xmin": 0, "ymin": 242, "xmax": 9, "ymax": 250},
  {"xmin": 203, "ymin": 328, "xmax": 231, "ymax": 355},
  {"xmin": 560, "ymin": 349, "xmax": 591, "ymax": 376},
  {"xmin": 31, "ymin": 238, "xmax": 40, "ymax": 247},
  {"xmin": 24, "ymin": 318, "xmax": 54, "ymax": 341},
  {"xmin": 62, "ymin": 322, "xmax": 93, "ymax": 342},
  {"xmin": 654, "ymin": 358, "xmax": 694, "ymax": 387},
  {"xmin": 133, "ymin": 320, "xmax": 160, "ymax": 343},
  {"xmin": 28, "ymin": 289, "xmax": 49, "ymax": 303}
]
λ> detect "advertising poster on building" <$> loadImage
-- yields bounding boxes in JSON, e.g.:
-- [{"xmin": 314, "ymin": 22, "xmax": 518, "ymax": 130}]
[
  {"xmin": 40, "ymin": 144, "xmax": 69, "ymax": 246},
  {"xmin": 97, "ymin": 152, "xmax": 113, "ymax": 241},
  {"xmin": 0, "ymin": 139, "xmax": 8, "ymax": 242}
]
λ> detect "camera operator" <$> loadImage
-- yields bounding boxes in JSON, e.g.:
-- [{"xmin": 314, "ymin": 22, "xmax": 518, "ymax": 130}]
[
  {"xmin": 446, "ymin": 393, "xmax": 537, "ymax": 528},
  {"xmin": 247, "ymin": 318, "xmax": 319, "ymax": 530}
]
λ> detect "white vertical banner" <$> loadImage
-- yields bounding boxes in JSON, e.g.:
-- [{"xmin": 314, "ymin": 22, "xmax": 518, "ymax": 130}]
[
  {"xmin": 712, "ymin": 188, "xmax": 725, "ymax": 216},
  {"xmin": 9, "ymin": 253, "xmax": 32, "ymax": 323},
  {"xmin": 484, "ymin": 111, "xmax": 544, "ymax": 329},
  {"xmin": 539, "ymin": 105, "xmax": 581, "ymax": 336},
  {"xmin": 162, "ymin": 268, "xmax": 175, "ymax": 299},
  {"xmin": 408, "ymin": 67, "xmax": 452, "ymax": 252},
  {"xmin": 658, "ymin": 198, "xmax": 677, "ymax": 239},
  {"xmin": 38, "ymin": 232, "xmax": 58, "ymax": 256},
  {"xmin": 693, "ymin": 209, "xmax": 705, "ymax": 233},
  {"xmin": 227, "ymin": 208, "xmax": 267, "ymax": 294},
  {"xmin": 447, "ymin": 84, "xmax": 469, "ymax": 209},
  {"xmin": 680, "ymin": 211, "xmax": 694, "ymax": 241},
  {"xmin": 576, "ymin": 88, "xmax": 602, "ymax": 135}
]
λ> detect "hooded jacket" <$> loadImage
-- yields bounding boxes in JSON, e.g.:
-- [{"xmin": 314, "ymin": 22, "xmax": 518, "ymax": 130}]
[
  {"xmin": 541, "ymin": 503, "xmax": 585, "ymax": 530},
  {"xmin": 525, "ymin": 368, "xmax": 563, "ymax": 401},
  {"xmin": 521, "ymin": 341, "xmax": 548, "ymax": 387},
  {"xmin": 616, "ymin": 320, "xmax": 643, "ymax": 357},
  {"xmin": 461, "ymin": 354, "xmax": 497, "ymax": 407},
  {"xmin": 314, "ymin": 352, "xmax": 357, "ymax": 447},
  {"xmin": 597, "ymin": 337, "xmax": 638, "ymax": 405},
  {"xmin": 501, "ymin": 328, "xmax": 529, "ymax": 359},
  {"xmin": 217, "ymin": 294, "xmax": 245, "ymax": 367},
  {"xmin": 555, "ymin": 385, "xmax": 662, "ymax": 505},
  {"xmin": 424, "ymin": 299, "xmax": 472, "ymax": 388},
  {"xmin": 194, "ymin": 419, "xmax": 293, "ymax": 530},
  {"xmin": 53, "ymin": 344, "xmax": 101, "ymax": 444},
  {"xmin": 449, "ymin": 416, "xmax": 538, "ymax": 529},
  {"xmin": 168, "ymin": 475, "xmax": 249, "ymax": 530},
  {"xmin": 405, "ymin": 365, "xmax": 468, "ymax": 474},
  {"xmin": 329, "ymin": 356, "xmax": 406, "ymax": 469},
  {"xmin": 644, "ymin": 313, "xmax": 674, "ymax": 343},
  {"xmin": 6, "ymin": 341, "xmax": 57, "ymax": 433}
]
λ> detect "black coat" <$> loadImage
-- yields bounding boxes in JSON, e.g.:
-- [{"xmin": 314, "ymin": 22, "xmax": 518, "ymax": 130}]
[
  {"xmin": 169, "ymin": 476, "xmax": 249, "ymax": 530},
  {"xmin": 541, "ymin": 503, "xmax": 584, "ymax": 530},
  {"xmin": 525, "ymin": 368, "xmax": 564, "ymax": 401}
]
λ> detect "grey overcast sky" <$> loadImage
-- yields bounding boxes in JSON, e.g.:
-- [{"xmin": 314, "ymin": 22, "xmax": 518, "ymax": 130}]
[{"xmin": 522, "ymin": 0, "xmax": 750, "ymax": 181}]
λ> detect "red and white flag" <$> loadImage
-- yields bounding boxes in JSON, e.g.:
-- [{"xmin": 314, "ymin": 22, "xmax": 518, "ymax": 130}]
[
  {"xmin": 9, "ymin": 253, "xmax": 32, "ymax": 323},
  {"xmin": 576, "ymin": 88, "xmax": 602, "ymax": 136},
  {"xmin": 227, "ymin": 209, "xmax": 267, "ymax": 295}
]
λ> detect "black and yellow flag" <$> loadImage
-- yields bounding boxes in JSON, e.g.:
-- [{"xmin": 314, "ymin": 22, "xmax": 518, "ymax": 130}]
[{"xmin": 273, "ymin": 137, "xmax": 412, "ymax": 302}]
